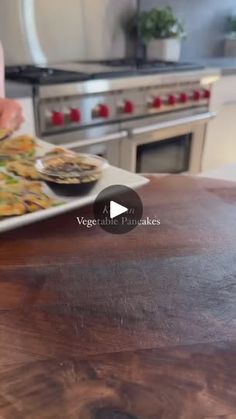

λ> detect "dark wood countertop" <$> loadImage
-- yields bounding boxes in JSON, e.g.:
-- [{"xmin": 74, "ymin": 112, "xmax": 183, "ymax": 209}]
[{"xmin": 0, "ymin": 175, "xmax": 236, "ymax": 418}]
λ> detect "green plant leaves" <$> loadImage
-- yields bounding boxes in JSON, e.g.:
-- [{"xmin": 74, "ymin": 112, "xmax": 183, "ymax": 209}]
[
  {"xmin": 229, "ymin": 15, "xmax": 236, "ymax": 33},
  {"xmin": 139, "ymin": 7, "xmax": 185, "ymax": 43}
]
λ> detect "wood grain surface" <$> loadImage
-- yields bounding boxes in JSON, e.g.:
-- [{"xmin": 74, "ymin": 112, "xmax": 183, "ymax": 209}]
[{"xmin": 0, "ymin": 175, "xmax": 236, "ymax": 418}]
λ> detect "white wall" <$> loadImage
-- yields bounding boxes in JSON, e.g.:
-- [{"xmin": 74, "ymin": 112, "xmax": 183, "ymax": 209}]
[{"xmin": 141, "ymin": 0, "xmax": 236, "ymax": 59}]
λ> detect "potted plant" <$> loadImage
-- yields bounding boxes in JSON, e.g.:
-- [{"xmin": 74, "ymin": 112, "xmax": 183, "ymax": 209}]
[
  {"xmin": 224, "ymin": 15, "xmax": 236, "ymax": 56},
  {"xmin": 139, "ymin": 7, "xmax": 185, "ymax": 61}
]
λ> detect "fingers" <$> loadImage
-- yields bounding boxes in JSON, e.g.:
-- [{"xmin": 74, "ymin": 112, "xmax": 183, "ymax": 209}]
[
  {"xmin": 0, "ymin": 99, "xmax": 24, "ymax": 132},
  {"xmin": 14, "ymin": 114, "xmax": 25, "ymax": 132}
]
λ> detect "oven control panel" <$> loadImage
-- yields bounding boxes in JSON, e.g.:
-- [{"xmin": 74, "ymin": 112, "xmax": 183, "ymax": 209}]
[
  {"xmin": 38, "ymin": 83, "xmax": 211, "ymax": 135},
  {"xmin": 145, "ymin": 85, "xmax": 211, "ymax": 115}
]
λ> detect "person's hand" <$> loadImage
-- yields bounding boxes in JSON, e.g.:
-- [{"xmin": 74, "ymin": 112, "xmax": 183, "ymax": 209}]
[{"xmin": 0, "ymin": 98, "xmax": 24, "ymax": 132}]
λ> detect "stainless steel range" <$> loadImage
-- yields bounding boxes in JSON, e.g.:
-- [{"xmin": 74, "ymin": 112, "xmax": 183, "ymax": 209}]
[{"xmin": 6, "ymin": 60, "xmax": 220, "ymax": 174}]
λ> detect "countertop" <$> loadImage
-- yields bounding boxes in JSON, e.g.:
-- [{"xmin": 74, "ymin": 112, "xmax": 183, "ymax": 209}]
[
  {"xmin": 0, "ymin": 175, "xmax": 236, "ymax": 418},
  {"xmin": 198, "ymin": 57, "xmax": 236, "ymax": 75}
]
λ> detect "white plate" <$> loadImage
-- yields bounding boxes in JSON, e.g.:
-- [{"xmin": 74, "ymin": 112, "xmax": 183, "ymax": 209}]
[{"xmin": 0, "ymin": 138, "xmax": 149, "ymax": 233}]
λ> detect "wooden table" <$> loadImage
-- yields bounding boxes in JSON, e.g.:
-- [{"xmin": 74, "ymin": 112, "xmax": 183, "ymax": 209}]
[{"xmin": 0, "ymin": 175, "xmax": 236, "ymax": 419}]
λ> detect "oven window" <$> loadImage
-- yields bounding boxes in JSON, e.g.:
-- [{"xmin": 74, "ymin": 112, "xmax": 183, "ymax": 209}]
[{"xmin": 136, "ymin": 134, "xmax": 192, "ymax": 174}]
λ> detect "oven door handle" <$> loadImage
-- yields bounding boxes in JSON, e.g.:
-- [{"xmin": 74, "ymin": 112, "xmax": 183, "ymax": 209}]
[
  {"xmin": 131, "ymin": 112, "xmax": 216, "ymax": 136},
  {"xmin": 61, "ymin": 131, "xmax": 127, "ymax": 149}
]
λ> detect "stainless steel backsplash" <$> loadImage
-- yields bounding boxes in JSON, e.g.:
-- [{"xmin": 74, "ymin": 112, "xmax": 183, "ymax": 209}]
[{"xmin": 0, "ymin": 0, "xmax": 136, "ymax": 65}]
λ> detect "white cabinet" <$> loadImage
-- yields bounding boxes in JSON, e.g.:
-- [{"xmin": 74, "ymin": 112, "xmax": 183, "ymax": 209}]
[{"xmin": 202, "ymin": 75, "xmax": 236, "ymax": 171}]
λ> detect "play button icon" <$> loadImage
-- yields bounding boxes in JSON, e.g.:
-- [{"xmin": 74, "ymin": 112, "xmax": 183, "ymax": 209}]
[
  {"xmin": 93, "ymin": 185, "xmax": 143, "ymax": 234},
  {"xmin": 110, "ymin": 201, "xmax": 128, "ymax": 219}
]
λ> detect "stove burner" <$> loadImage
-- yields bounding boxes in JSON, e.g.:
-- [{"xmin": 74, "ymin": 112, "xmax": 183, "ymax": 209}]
[
  {"xmin": 5, "ymin": 59, "xmax": 205, "ymax": 86},
  {"xmin": 80, "ymin": 58, "xmax": 204, "ymax": 73},
  {"xmin": 5, "ymin": 65, "xmax": 90, "ymax": 85}
]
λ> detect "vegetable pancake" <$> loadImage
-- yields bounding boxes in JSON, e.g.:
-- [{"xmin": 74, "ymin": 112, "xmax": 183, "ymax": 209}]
[
  {"xmin": 0, "ymin": 191, "xmax": 26, "ymax": 216},
  {"xmin": 6, "ymin": 149, "xmax": 67, "ymax": 180},
  {"xmin": 0, "ymin": 172, "xmax": 18, "ymax": 186},
  {"xmin": 0, "ymin": 135, "xmax": 36, "ymax": 158},
  {"xmin": 0, "ymin": 129, "xmax": 10, "ymax": 141},
  {"xmin": 6, "ymin": 159, "xmax": 42, "ymax": 180},
  {"xmin": 0, "ymin": 181, "xmax": 55, "ymax": 217}
]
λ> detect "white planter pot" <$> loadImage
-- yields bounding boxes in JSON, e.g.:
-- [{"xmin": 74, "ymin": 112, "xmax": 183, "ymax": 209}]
[{"xmin": 147, "ymin": 38, "xmax": 181, "ymax": 62}]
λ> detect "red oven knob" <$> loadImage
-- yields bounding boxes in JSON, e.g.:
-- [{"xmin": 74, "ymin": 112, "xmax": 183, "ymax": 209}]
[
  {"xmin": 70, "ymin": 108, "xmax": 81, "ymax": 123},
  {"xmin": 152, "ymin": 97, "xmax": 163, "ymax": 108},
  {"xmin": 98, "ymin": 104, "xmax": 110, "ymax": 118},
  {"xmin": 168, "ymin": 95, "xmax": 177, "ymax": 106},
  {"xmin": 203, "ymin": 89, "xmax": 211, "ymax": 99},
  {"xmin": 52, "ymin": 111, "xmax": 64, "ymax": 126},
  {"xmin": 193, "ymin": 90, "xmax": 201, "ymax": 101},
  {"xmin": 179, "ymin": 92, "xmax": 189, "ymax": 103},
  {"xmin": 123, "ymin": 100, "xmax": 135, "ymax": 114}
]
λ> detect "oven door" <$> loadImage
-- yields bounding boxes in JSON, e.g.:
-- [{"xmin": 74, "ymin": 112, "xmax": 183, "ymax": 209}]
[
  {"xmin": 121, "ymin": 112, "xmax": 215, "ymax": 174},
  {"xmin": 61, "ymin": 131, "xmax": 126, "ymax": 167}
]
